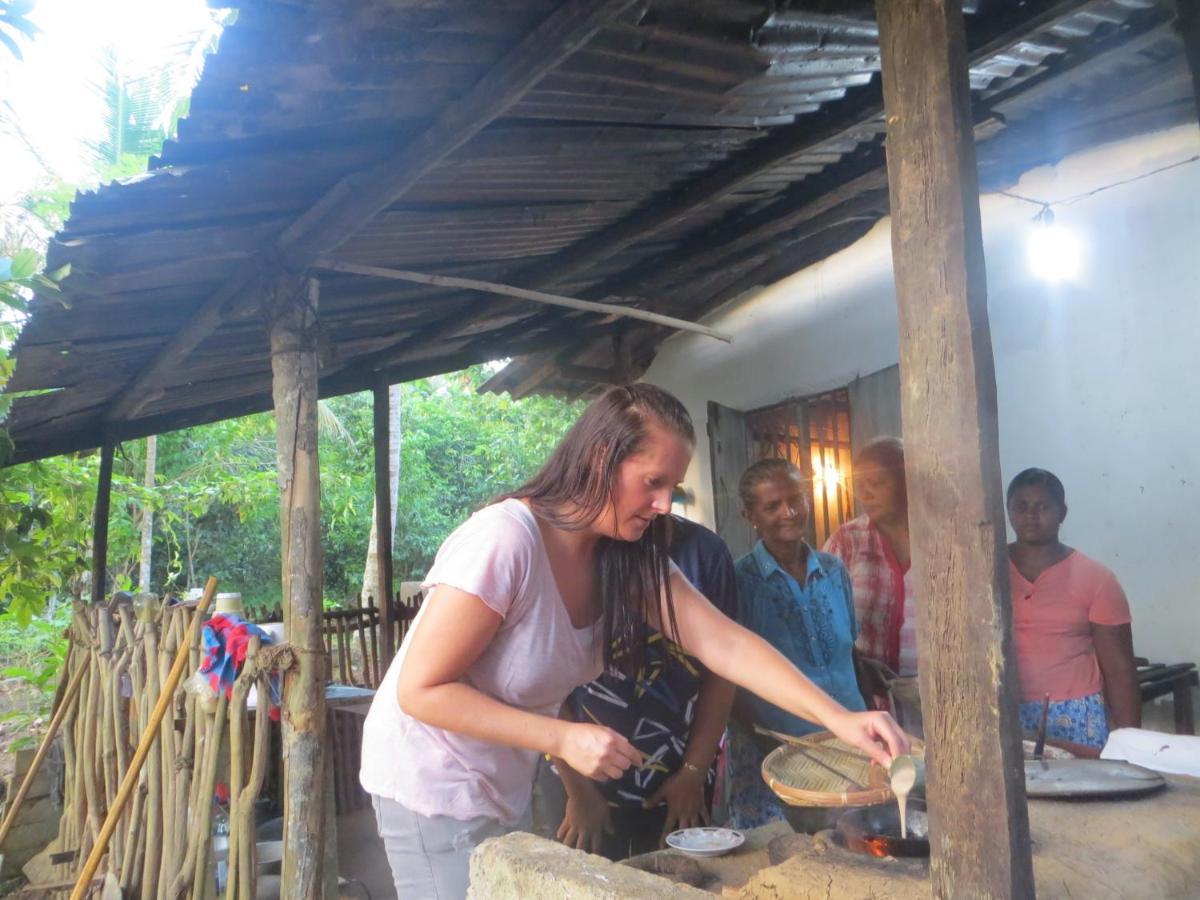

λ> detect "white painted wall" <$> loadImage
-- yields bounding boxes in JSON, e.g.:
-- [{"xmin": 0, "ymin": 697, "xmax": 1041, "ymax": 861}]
[{"xmin": 646, "ymin": 124, "xmax": 1200, "ymax": 666}]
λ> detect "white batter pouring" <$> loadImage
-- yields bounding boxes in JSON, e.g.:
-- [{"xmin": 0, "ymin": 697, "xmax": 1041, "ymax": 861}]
[{"xmin": 889, "ymin": 756, "xmax": 920, "ymax": 839}]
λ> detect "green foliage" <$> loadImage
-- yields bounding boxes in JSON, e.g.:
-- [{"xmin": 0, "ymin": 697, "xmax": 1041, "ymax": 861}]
[
  {"xmin": 0, "ymin": 453, "xmax": 105, "ymax": 621},
  {"xmin": 0, "ymin": 603, "xmax": 69, "ymax": 750},
  {"xmin": 0, "ymin": 601, "xmax": 68, "ymax": 682},
  {"xmin": 0, "ymin": 366, "xmax": 583, "ymax": 622},
  {"xmin": 177, "ymin": 368, "xmax": 583, "ymax": 614}
]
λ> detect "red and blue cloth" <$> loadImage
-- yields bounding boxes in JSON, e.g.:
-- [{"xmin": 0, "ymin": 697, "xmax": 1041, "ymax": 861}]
[{"xmin": 200, "ymin": 613, "xmax": 281, "ymax": 719}]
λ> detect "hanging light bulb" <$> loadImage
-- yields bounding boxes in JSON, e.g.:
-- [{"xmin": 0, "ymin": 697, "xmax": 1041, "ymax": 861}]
[{"xmin": 1027, "ymin": 205, "xmax": 1082, "ymax": 283}]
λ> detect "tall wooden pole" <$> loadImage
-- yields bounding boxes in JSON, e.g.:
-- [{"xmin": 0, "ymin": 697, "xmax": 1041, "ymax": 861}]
[
  {"xmin": 1176, "ymin": 0, "xmax": 1200, "ymax": 123},
  {"xmin": 90, "ymin": 440, "xmax": 115, "ymax": 603},
  {"xmin": 268, "ymin": 275, "xmax": 328, "ymax": 898},
  {"xmin": 138, "ymin": 434, "xmax": 157, "ymax": 592},
  {"xmin": 373, "ymin": 379, "xmax": 397, "ymax": 669},
  {"xmin": 874, "ymin": 1, "xmax": 1035, "ymax": 897}
]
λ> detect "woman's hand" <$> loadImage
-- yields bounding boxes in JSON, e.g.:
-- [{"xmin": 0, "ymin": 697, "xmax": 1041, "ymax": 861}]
[
  {"xmin": 827, "ymin": 709, "xmax": 910, "ymax": 767},
  {"xmin": 644, "ymin": 766, "xmax": 709, "ymax": 845},
  {"xmin": 556, "ymin": 778, "xmax": 612, "ymax": 854},
  {"xmin": 557, "ymin": 723, "xmax": 643, "ymax": 780}
]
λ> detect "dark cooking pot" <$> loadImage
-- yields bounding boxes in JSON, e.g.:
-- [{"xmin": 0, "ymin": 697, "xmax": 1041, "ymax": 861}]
[{"xmin": 836, "ymin": 798, "xmax": 929, "ymax": 858}]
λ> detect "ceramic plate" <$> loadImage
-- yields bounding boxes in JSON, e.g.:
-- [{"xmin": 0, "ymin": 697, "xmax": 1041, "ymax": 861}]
[{"xmin": 665, "ymin": 827, "xmax": 745, "ymax": 857}]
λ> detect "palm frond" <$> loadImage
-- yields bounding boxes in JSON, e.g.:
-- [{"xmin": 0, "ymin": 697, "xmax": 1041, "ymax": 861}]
[
  {"xmin": 317, "ymin": 401, "xmax": 355, "ymax": 448},
  {"xmin": 81, "ymin": 10, "xmax": 226, "ymax": 178}
]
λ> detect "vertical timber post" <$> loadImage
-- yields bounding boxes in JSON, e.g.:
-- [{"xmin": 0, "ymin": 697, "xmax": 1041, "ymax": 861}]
[
  {"xmin": 612, "ymin": 328, "xmax": 634, "ymax": 385},
  {"xmin": 268, "ymin": 274, "xmax": 328, "ymax": 897},
  {"xmin": 91, "ymin": 440, "xmax": 115, "ymax": 603},
  {"xmin": 373, "ymin": 379, "xmax": 397, "ymax": 669},
  {"xmin": 874, "ymin": 1, "xmax": 1035, "ymax": 897},
  {"xmin": 1177, "ymin": 0, "xmax": 1200, "ymax": 123}
]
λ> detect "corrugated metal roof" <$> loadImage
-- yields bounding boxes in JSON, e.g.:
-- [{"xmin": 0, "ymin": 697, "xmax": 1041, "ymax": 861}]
[{"xmin": 4, "ymin": 0, "xmax": 1192, "ymax": 460}]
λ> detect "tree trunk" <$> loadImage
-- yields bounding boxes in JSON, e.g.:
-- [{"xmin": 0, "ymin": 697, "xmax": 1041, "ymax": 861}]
[
  {"xmin": 268, "ymin": 275, "xmax": 328, "ymax": 898},
  {"xmin": 875, "ymin": 1, "xmax": 1034, "ymax": 897},
  {"xmin": 361, "ymin": 383, "xmax": 402, "ymax": 604},
  {"xmin": 138, "ymin": 434, "xmax": 156, "ymax": 593},
  {"xmin": 90, "ymin": 442, "xmax": 115, "ymax": 604}
]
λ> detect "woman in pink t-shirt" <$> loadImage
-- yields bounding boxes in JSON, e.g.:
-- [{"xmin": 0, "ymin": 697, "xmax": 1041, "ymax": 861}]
[
  {"xmin": 1006, "ymin": 468, "xmax": 1141, "ymax": 754},
  {"xmin": 361, "ymin": 385, "xmax": 908, "ymax": 899}
]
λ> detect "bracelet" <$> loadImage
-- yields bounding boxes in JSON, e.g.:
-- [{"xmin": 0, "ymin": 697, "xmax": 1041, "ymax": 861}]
[{"xmin": 680, "ymin": 761, "xmax": 704, "ymax": 778}]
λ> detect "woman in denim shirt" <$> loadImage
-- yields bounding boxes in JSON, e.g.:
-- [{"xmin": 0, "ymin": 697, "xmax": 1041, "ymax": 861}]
[{"xmin": 726, "ymin": 459, "xmax": 865, "ymax": 829}]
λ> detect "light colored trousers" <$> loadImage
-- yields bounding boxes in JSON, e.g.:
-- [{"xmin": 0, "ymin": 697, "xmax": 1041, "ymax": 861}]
[{"xmin": 370, "ymin": 795, "xmax": 528, "ymax": 899}]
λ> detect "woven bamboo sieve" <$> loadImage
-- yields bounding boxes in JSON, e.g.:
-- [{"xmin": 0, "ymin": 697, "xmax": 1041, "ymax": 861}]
[{"xmin": 761, "ymin": 731, "xmax": 926, "ymax": 808}]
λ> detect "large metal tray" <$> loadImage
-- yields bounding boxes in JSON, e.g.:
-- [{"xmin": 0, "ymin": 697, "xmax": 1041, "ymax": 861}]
[{"xmin": 1024, "ymin": 758, "xmax": 1166, "ymax": 799}]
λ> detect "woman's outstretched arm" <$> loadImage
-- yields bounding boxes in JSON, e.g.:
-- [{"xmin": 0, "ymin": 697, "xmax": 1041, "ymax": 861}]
[
  {"xmin": 661, "ymin": 573, "xmax": 910, "ymax": 765},
  {"xmin": 397, "ymin": 584, "xmax": 642, "ymax": 779}
]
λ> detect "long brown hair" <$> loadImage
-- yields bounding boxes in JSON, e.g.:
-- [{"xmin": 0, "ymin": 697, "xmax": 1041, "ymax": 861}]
[{"xmin": 506, "ymin": 384, "xmax": 694, "ymax": 674}]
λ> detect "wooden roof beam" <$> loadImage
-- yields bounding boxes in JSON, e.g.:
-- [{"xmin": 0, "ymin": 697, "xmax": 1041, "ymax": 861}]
[
  {"xmin": 302, "ymin": 0, "xmax": 1101, "ymax": 388},
  {"xmin": 1180, "ymin": 0, "xmax": 1200, "ymax": 122},
  {"xmin": 486, "ymin": 0, "xmax": 1145, "ymax": 392},
  {"xmin": 493, "ymin": 0, "xmax": 1104, "ymax": 295},
  {"xmin": 12, "ymin": 325, "xmax": 579, "ymax": 466},
  {"xmin": 104, "ymin": 0, "xmax": 638, "ymax": 423},
  {"xmin": 312, "ymin": 260, "xmax": 732, "ymax": 343}
]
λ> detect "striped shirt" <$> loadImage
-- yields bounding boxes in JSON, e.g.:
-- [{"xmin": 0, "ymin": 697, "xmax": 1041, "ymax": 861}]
[{"xmin": 824, "ymin": 514, "xmax": 918, "ymax": 676}]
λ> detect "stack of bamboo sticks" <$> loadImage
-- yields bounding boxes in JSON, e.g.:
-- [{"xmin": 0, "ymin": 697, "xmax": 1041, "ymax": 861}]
[{"xmin": 16, "ymin": 586, "xmax": 276, "ymax": 899}]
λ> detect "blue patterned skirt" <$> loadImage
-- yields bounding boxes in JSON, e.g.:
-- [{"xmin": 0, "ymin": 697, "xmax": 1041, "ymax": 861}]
[
  {"xmin": 1018, "ymin": 691, "xmax": 1109, "ymax": 750},
  {"xmin": 724, "ymin": 722, "xmax": 787, "ymax": 830}
]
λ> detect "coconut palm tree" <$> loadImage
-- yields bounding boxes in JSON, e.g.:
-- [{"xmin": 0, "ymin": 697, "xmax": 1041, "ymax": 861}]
[
  {"xmin": 0, "ymin": 0, "xmax": 38, "ymax": 60},
  {"xmin": 84, "ymin": 12, "xmax": 226, "ymax": 178}
]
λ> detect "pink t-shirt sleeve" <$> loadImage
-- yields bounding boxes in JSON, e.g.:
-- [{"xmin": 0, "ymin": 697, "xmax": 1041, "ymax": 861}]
[
  {"xmin": 421, "ymin": 502, "xmax": 534, "ymax": 619},
  {"xmin": 1089, "ymin": 568, "xmax": 1132, "ymax": 626}
]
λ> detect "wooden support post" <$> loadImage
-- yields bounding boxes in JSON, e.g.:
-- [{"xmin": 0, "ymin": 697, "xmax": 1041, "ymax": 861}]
[
  {"xmin": 874, "ymin": 1, "xmax": 1035, "ymax": 898},
  {"xmin": 90, "ymin": 441, "xmax": 114, "ymax": 603},
  {"xmin": 612, "ymin": 329, "xmax": 634, "ymax": 385},
  {"xmin": 268, "ymin": 275, "xmax": 328, "ymax": 899},
  {"xmin": 1177, "ymin": 0, "xmax": 1200, "ymax": 122},
  {"xmin": 373, "ymin": 380, "xmax": 397, "ymax": 670}
]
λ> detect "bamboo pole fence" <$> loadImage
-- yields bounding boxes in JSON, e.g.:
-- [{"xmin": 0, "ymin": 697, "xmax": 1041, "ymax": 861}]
[
  {"xmin": 6, "ymin": 587, "xmax": 426, "ymax": 897},
  {"xmin": 8, "ymin": 586, "xmax": 280, "ymax": 900}
]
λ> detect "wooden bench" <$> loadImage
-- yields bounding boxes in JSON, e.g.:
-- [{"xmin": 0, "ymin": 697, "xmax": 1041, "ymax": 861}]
[{"xmin": 1137, "ymin": 659, "xmax": 1198, "ymax": 735}]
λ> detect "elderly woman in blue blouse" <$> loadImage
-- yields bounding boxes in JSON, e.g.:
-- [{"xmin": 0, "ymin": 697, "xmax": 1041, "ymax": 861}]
[{"xmin": 726, "ymin": 459, "xmax": 866, "ymax": 829}]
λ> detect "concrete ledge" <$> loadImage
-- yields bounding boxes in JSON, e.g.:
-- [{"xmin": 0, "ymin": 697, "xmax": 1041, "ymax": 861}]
[{"xmin": 468, "ymin": 832, "xmax": 710, "ymax": 899}]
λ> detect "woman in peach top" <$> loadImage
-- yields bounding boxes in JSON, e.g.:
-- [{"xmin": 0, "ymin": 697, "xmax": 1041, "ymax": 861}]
[{"xmin": 1006, "ymin": 468, "xmax": 1141, "ymax": 752}]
